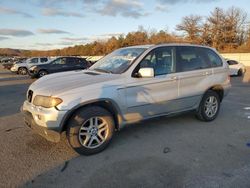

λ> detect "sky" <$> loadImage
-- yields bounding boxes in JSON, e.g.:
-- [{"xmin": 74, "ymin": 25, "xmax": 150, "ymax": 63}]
[{"xmin": 0, "ymin": 0, "xmax": 249, "ymax": 50}]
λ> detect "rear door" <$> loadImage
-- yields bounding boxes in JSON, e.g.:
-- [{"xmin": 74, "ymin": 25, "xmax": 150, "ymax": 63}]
[{"xmin": 176, "ymin": 46, "xmax": 213, "ymax": 110}]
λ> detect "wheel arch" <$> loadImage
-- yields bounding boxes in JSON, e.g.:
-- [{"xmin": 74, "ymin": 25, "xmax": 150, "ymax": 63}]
[
  {"xmin": 206, "ymin": 85, "xmax": 224, "ymax": 102},
  {"xmin": 18, "ymin": 66, "xmax": 27, "ymax": 70},
  {"xmin": 59, "ymin": 99, "xmax": 123, "ymax": 133}
]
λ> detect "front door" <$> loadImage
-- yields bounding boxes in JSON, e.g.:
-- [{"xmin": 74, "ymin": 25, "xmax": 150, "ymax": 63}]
[{"xmin": 124, "ymin": 46, "xmax": 179, "ymax": 122}]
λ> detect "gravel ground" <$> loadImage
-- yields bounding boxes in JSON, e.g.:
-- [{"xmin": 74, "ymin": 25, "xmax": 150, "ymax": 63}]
[{"xmin": 0, "ymin": 65, "xmax": 250, "ymax": 188}]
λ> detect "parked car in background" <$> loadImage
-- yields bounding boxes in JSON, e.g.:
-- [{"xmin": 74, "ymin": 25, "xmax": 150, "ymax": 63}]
[
  {"xmin": 226, "ymin": 59, "xmax": 246, "ymax": 76},
  {"xmin": 11, "ymin": 57, "xmax": 49, "ymax": 75},
  {"xmin": 28, "ymin": 56, "xmax": 91, "ymax": 78},
  {"xmin": 22, "ymin": 44, "xmax": 230, "ymax": 155},
  {"xmin": 0, "ymin": 57, "xmax": 12, "ymax": 64},
  {"xmin": 2, "ymin": 58, "xmax": 27, "ymax": 70}
]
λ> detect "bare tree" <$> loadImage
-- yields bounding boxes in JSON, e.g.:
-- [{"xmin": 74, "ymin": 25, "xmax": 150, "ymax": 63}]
[
  {"xmin": 207, "ymin": 6, "xmax": 247, "ymax": 51},
  {"xmin": 176, "ymin": 14, "xmax": 203, "ymax": 43},
  {"xmin": 224, "ymin": 7, "xmax": 247, "ymax": 50},
  {"xmin": 207, "ymin": 7, "xmax": 225, "ymax": 50}
]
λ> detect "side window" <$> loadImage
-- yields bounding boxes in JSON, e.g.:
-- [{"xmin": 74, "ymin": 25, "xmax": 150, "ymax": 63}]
[
  {"xmin": 227, "ymin": 60, "xmax": 238, "ymax": 65},
  {"xmin": 176, "ymin": 47, "xmax": 211, "ymax": 72},
  {"xmin": 136, "ymin": 47, "xmax": 176, "ymax": 76},
  {"xmin": 52, "ymin": 58, "xmax": 66, "ymax": 65},
  {"xmin": 66, "ymin": 57, "xmax": 76, "ymax": 66},
  {"xmin": 31, "ymin": 58, "xmax": 38, "ymax": 64},
  {"xmin": 206, "ymin": 49, "xmax": 223, "ymax": 67},
  {"xmin": 41, "ymin": 58, "xmax": 48, "ymax": 62},
  {"xmin": 76, "ymin": 58, "xmax": 88, "ymax": 67}
]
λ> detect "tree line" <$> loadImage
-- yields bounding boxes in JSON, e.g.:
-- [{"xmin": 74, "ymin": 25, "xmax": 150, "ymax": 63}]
[{"xmin": 18, "ymin": 6, "xmax": 250, "ymax": 57}]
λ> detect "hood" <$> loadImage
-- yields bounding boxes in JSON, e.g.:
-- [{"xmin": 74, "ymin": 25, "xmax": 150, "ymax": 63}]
[
  {"xmin": 30, "ymin": 70, "xmax": 122, "ymax": 96},
  {"xmin": 15, "ymin": 62, "xmax": 27, "ymax": 67}
]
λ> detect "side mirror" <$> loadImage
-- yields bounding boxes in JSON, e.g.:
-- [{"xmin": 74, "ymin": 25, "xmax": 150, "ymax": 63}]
[{"xmin": 138, "ymin": 68, "xmax": 154, "ymax": 78}]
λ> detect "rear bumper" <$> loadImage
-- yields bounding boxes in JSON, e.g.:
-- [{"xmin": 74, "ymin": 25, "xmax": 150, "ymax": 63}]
[
  {"xmin": 223, "ymin": 83, "xmax": 231, "ymax": 98},
  {"xmin": 21, "ymin": 100, "xmax": 68, "ymax": 142}
]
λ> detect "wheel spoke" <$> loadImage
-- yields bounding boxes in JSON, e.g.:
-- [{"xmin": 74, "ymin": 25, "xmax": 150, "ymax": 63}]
[
  {"xmin": 89, "ymin": 118, "xmax": 94, "ymax": 127},
  {"xmin": 98, "ymin": 132, "xmax": 105, "ymax": 141},
  {"xmin": 88, "ymin": 137, "xmax": 94, "ymax": 147},
  {"xmin": 83, "ymin": 135, "xmax": 91, "ymax": 146},
  {"xmin": 80, "ymin": 126, "xmax": 88, "ymax": 131},
  {"xmin": 98, "ymin": 122, "xmax": 106, "ymax": 129},
  {"xmin": 94, "ymin": 136, "xmax": 101, "ymax": 144},
  {"xmin": 79, "ymin": 132, "xmax": 88, "ymax": 136},
  {"xmin": 99, "ymin": 126, "xmax": 107, "ymax": 134}
]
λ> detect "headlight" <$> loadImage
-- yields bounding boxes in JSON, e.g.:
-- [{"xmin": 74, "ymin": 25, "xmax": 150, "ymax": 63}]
[
  {"xmin": 30, "ymin": 66, "xmax": 37, "ymax": 71},
  {"xmin": 33, "ymin": 95, "xmax": 63, "ymax": 108}
]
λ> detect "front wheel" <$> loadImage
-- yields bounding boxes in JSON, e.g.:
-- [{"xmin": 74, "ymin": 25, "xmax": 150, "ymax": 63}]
[
  {"xmin": 18, "ymin": 67, "xmax": 27, "ymax": 75},
  {"xmin": 196, "ymin": 90, "xmax": 220, "ymax": 122},
  {"xmin": 67, "ymin": 106, "xmax": 115, "ymax": 155},
  {"xmin": 38, "ymin": 70, "xmax": 48, "ymax": 78}
]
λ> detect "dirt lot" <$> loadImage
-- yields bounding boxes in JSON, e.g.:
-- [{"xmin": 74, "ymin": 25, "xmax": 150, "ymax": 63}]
[{"xmin": 0, "ymin": 65, "xmax": 250, "ymax": 188}]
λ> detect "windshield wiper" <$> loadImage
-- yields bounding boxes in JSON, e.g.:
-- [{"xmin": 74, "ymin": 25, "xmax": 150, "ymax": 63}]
[{"xmin": 93, "ymin": 68, "xmax": 113, "ymax": 74}]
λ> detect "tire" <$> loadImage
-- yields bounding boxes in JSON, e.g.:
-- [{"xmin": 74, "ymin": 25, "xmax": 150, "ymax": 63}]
[
  {"xmin": 196, "ymin": 90, "xmax": 220, "ymax": 122},
  {"xmin": 18, "ymin": 67, "xmax": 27, "ymax": 75},
  {"xmin": 237, "ymin": 69, "xmax": 243, "ymax": 76},
  {"xmin": 67, "ymin": 106, "xmax": 115, "ymax": 155},
  {"xmin": 38, "ymin": 70, "xmax": 48, "ymax": 78}
]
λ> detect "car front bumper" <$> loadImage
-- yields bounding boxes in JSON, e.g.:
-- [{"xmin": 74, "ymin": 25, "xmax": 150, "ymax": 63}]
[{"xmin": 21, "ymin": 100, "xmax": 68, "ymax": 142}]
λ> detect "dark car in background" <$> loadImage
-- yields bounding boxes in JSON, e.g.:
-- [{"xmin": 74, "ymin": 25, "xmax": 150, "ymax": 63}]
[{"xmin": 28, "ymin": 56, "xmax": 91, "ymax": 78}]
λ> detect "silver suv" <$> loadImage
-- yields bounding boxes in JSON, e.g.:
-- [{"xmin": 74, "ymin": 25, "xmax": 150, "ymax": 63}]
[{"xmin": 22, "ymin": 44, "xmax": 231, "ymax": 155}]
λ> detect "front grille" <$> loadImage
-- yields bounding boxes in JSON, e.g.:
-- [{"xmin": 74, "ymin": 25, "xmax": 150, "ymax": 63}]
[{"xmin": 27, "ymin": 90, "xmax": 33, "ymax": 103}]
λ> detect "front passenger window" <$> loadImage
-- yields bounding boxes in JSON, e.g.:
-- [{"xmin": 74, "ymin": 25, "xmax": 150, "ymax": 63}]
[{"xmin": 136, "ymin": 47, "xmax": 176, "ymax": 76}]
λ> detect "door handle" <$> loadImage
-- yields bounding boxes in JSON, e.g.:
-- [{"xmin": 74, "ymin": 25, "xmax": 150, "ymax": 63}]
[
  {"xmin": 170, "ymin": 76, "xmax": 178, "ymax": 81},
  {"xmin": 202, "ymin": 72, "xmax": 212, "ymax": 76}
]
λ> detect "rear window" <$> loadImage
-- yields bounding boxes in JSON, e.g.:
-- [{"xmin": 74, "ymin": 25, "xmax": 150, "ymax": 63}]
[{"xmin": 206, "ymin": 49, "xmax": 223, "ymax": 67}]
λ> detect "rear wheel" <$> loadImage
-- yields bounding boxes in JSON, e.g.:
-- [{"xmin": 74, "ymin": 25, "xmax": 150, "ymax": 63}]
[
  {"xmin": 18, "ymin": 67, "xmax": 27, "ymax": 75},
  {"xmin": 67, "ymin": 106, "xmax": 115, "ymax": 155},
  {"xmin": 38, "ymin": 70, "xmax": 48, "ymax": 78},
  {"xmin": 196, "ymin": 90, "xmax": 220, "ymax": 121}
]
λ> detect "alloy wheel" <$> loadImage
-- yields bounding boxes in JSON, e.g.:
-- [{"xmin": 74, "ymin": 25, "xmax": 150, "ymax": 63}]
[
  {"xmin": 78, "ymin": 117, "xmax": 109, "ymax": 149},
  {"xmin": 204, "ymin": 96, "xmax": 218, "ymax": 118}
]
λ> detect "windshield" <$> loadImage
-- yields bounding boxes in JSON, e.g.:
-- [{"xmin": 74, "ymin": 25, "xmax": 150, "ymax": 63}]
[{"xmin": 89, "ymin": 47, "xmax": 147, "ymax": 74}]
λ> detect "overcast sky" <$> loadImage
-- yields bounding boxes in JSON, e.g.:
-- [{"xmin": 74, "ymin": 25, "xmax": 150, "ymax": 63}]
[{"xmin": 0, "ymin": 0, "xmax": 249, "ymax": 50}]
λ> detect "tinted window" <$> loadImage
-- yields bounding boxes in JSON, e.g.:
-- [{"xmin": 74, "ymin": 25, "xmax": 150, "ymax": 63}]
[
  {"xmin": 66, "ymin": 57, "xmax": 76, "ymax": 66},
  {"xmin": 206, "ymin": 49, "xmax": 223, "ymax": 67},
  {"xmin": 41, "ymin": 58, "xmax": 48, "ymax": 62},
  {"xmin": 76, "ymin": 58, "xmax": 88, "ymax": 67},
  {"xmin": 176, "ymin": 47, "xmax": 211, "ymax": 72},
  {"xmin": 51, "ymin": 58, "xmax": 66, "ymax": 65},
  {"xmin": 30, "ymin": 58, "xmax": 38, "ymax": 63},
  {"xmin": 136, "ymin": 47, "xmax": 176, "ymax": 76},
  {"xmin": 227, "ymin": 60, "xmax": 238, "ymax": 65}
]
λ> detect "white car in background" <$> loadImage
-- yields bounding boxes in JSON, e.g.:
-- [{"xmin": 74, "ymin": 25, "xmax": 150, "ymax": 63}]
[
  {"xmin": 11, "ymin": 57, "xmax": 50, "ymax": 75},
  {"xmin": 226, "ymin": 59, "xmax": 246, "ymax": 76}
]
